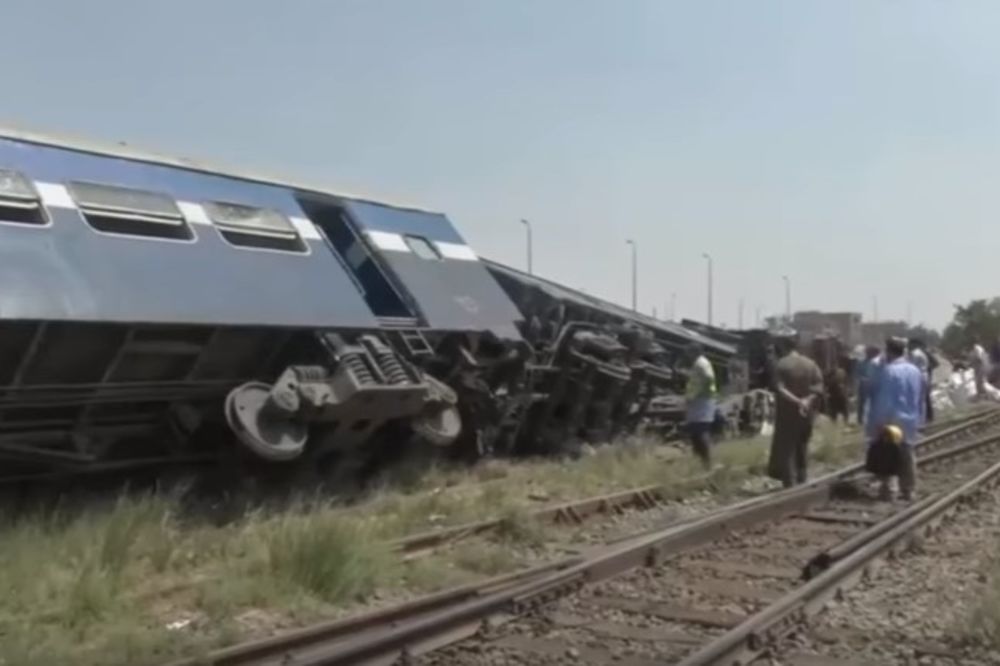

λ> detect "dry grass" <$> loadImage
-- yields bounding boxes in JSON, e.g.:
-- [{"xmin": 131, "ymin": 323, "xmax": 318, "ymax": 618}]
[{"xmin": 0, "ymin": 417, "xmax": 866, "ymax": 666}]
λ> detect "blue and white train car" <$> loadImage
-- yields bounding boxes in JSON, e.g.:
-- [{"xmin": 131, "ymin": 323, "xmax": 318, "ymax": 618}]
[{"xmin": 0, "ymin": 127, "xmax": 523, "ymax": 480}]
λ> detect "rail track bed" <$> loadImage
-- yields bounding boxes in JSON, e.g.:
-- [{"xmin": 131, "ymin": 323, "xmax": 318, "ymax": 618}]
[
  {"xmin": 392, "ymin": 411, "xmax": 987, "ymax": 560},
  {"xmin": 426, "ymin": 435, "xmax": 1000, "ymax": 666},
  {"xmin": 763, "ymin": 482, "xmax": 1000, "ymax": 665},
  {"xmin": 173, "ymin": 409, "xmax": 1000, "ymax": 666}
]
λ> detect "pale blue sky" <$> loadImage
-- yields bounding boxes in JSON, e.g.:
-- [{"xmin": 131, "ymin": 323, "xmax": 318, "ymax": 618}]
[{"xmin": 3, "ymin": 1, "xmax": 998, "ymax": 329}]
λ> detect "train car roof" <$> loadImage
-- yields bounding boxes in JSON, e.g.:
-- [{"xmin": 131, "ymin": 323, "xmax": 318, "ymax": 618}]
[
  {"xmin": 482, "ymin": 259, "xmax": 737, "ymax": 356},
  {"xmin": 0, "ymin": 123, "xmax": 434, "ymax": 216}
]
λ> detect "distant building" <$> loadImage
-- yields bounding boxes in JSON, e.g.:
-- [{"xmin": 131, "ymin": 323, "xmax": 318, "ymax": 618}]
[
  {"xmin": 860, "ymin": 320, "xmax": 909, "ymax": 348},
  {"xmin": 791, "ymin": 311, "xmax": 863, "ymax": 347}
]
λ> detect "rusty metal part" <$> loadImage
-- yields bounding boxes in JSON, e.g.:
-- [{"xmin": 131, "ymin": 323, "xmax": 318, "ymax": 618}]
[
  {"xmin": 169, "ymin": 556, "xmax": 582, "ymax": 666},
  {"xmin": 173, "ymin": 408, "xmax": 1000, "ymax": 666}
]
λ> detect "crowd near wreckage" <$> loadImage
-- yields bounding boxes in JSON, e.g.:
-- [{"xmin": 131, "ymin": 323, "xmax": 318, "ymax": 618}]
[{"xmin": 0, "ymin": 128, "xmax": 782, "ymax": 488}]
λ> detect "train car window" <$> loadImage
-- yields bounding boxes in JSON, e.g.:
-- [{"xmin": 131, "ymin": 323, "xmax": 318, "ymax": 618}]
[
  {"xmin": 203, "ymin": 201, "xmax": 306, "ymax": 253},
  {"xmin": 0, "ymin": 169, "xmax": 48, "ymax": 226},
  {"xmin": 404, "ymin": 235, "xmax": 441, "ymax": 260},
  {"xmin": 68, "ymin": 181, "xmax": 193, "ymax": 240}
]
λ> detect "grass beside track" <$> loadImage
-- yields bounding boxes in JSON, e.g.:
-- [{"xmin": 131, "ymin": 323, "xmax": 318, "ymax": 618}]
[{"xmin": 0, "ymin": 418, "xmax": 887, "ymax": 665}]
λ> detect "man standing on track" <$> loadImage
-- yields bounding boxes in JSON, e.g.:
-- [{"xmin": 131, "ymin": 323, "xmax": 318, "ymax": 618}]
[
  {"xmin": 767, "ymin": 335, "xmax": 824, "ymax": 488},
  {"xmin": 856, "ymin": 345, "xmax": 881, "ymax": 426},
  {"xmin": 866, "ymin": 337, "xmax": 925, "ymax": 501},
  {"xmin": 908, "ymin": 338, "xmax": 934, "ymax": 423},
  {"xmin": 684, "ymin": 343, "xmax": 717, "ymax": 469}
]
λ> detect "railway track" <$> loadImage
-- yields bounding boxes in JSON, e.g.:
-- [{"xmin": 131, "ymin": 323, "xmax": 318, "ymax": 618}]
[
  {"xmin": 170, "ymin": 407, "xmax": 1000, "ymax": 666},
  {"xmin": 430, "ymin": 433, "xmax": 1000, "ymax": 666},
  {"xmin": 392, "ymin": 409, "xmax": 991, "ymax": 558}
]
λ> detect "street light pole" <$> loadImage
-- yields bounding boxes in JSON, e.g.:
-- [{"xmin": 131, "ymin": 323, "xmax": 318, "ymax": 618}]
[
  {"xmin": 520, "ymin": 219, "xmax": 533, "ymax": 275},
  {"xmin": 782, "ymin": 275, "xmax": 791, "ymax": 324},
  {"xmin": 626, "ymin": 239, "xmax": 637, "ymax": 311},
  {"xmin": 701, "ymin": 252, "xmax": 713, "ymax": 326}
]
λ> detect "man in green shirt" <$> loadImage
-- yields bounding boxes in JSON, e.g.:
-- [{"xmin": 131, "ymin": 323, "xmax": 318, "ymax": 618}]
[{"xmin": 767, "ymin": 335, "xmax": 824, "ymax": 488}]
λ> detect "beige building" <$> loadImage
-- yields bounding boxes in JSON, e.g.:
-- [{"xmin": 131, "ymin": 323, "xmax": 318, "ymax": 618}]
[
  {"xmin": 860, "ymin": 320, "xmax": 909, "ymax": 348},
  {"xmin": 790, "ymin": 311, "xmax": 863, "ymax": 346}
]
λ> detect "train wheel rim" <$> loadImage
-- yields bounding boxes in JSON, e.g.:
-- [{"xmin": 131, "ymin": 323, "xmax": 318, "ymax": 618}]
[{"xmin": 225, "ymin": 382, "xmax": 308, "ymax": 461}]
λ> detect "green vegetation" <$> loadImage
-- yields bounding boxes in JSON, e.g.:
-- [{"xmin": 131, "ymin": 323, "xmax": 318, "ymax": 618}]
[
  {"xmin": 941, "ymin": 298, "xmax": 1000, "ymax": 358},
  {"xmin": 0, "ymin": 420, "xmax": 861, "ymax": 666}
]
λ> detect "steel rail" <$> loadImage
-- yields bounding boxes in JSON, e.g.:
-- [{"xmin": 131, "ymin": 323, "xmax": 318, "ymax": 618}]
[
  {"xmin": 392, "ymin": 407, "xmax": 997, "ymax": 557},
  {"xmin": 676, "ymin": 444, "xmax": 1000, "ymax": 666},
  {"xmin": 174, "ymin": 408, "xmax": 1000, "ymax": 666}
]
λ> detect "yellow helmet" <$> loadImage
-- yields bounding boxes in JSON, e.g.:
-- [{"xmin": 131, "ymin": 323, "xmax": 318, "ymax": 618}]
[{"xmin": 882, "ymin": 424, "xmax": 904, "ymax": 446}]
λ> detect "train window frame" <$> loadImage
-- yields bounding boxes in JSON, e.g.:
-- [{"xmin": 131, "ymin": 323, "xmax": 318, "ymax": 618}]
[
  {"xmin": 203, "ymin": 200, "xmax": 308, "ymax": 254},
  {"xmin": 404, "ymin": 235, "xmax": 442, "ymax": 260},
  {"xmin": 0, "ymin": 169, "xmax": 50, "ymax": 227},
  {"xmin": 67, "ymin": 181, "xmax": 195, "ymax": 242}
]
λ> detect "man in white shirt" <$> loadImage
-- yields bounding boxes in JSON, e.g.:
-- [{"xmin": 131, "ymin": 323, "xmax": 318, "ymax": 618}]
[
  {"xmin": 970, "ymin": 341, "xmax": 989, "ymax": 398},
  {"xmin": 684, "ymin": 343, "xmax": 717, "ymax": 468}
]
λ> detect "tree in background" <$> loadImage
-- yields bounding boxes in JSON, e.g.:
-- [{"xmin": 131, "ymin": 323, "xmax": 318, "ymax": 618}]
[
  {"xmin": 907, "ymin": 323, "xmax": 941, "ymax": 348},
  {"xmin": 941, "ymin": 298, "xmax": 1000, "ymax": 359}
]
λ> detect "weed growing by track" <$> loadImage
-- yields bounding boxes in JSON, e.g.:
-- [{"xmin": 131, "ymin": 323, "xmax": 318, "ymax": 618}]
[{"xmin": 0, "ymin": 417, "xmax": 865, "ymax": 665}]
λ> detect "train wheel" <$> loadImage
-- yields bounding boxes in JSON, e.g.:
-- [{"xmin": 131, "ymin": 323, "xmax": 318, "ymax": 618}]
[{"xmin": 225, "ymin": 382, "xmax": 308, "ymax": 462}]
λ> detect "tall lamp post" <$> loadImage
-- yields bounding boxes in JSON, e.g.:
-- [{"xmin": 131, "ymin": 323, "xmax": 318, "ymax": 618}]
[
  {"xmin": 782, "ymin": 275, "xmax": 791, "ymax": 324},
  {"xmin": 520, "ymin": 219, "xmax": 533, "ymax": 275},
  {"xmin": 626, "ymin": 239, "xmax": 637, "ymax": 311},
  {"xmin": 702, "ymin": 252, "xmax": 713, "ymax": 326}
]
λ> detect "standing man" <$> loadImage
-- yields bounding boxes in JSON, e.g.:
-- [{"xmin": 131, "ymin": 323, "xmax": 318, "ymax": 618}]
[
  {"xmin": 767, "ymin": 335, "xmax": 824, "ymax": 488},
  {"xmin": 866, "ymin": 337, "xmax": 925, "ymax": 501},
  {"xmin": 856, "ymin": 346, "xmax": 881, "ymax": 426},
  {"xmin": 970, "ymin": 340, "xmax": 989, "ymax": 399},
  {"xmin": 908, "ymin": 338, "xmax": 933, "ymax": 423},
  {"xmin": 825, "ymin": 364, "xmax": 849, "ymax": 424},
  {"xmin": 684, "ymin": 343, "xmax": 717, "ymax": 468}
]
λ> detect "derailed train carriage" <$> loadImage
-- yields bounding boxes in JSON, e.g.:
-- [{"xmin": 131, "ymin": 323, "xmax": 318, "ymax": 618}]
[
  {"xmin": 481, "ymin": 261, "xmax": 746, "ymax": 449},
  {"xmin": 0, "ymin": 127, "xmax": 746, "ymax": 486},
  {"xmin": 0, "ymin": 128, "xmax": 527, "ymax": 484}
]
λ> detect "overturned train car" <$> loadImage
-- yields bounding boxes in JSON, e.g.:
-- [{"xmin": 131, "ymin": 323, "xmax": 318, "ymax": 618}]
[
  {"xmin": 482, "ymin": 261, "xmax": 746, "ymax": 447},
  {"xmin": 0, "ymin": 129, "xmax": 529, "ymax": 483},
  {"xmin": 0, "ymin": 128, "xmax": 749, "ymax": 485}
]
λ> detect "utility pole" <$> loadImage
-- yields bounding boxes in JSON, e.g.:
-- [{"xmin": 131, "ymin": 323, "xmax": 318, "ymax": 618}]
[
  {"xmin": 626, "ymin": 239, "xmax": 637, "ymax": 311},
  {"xmin": 520, "ymin": 219, "xmax": 533, "ymax": 275},
  {"xmin": 738, "ymin": 298, "xmax": 744, "ymax": 330},
  {"xmin": 755, "ymin": 306, "xmax": 762, "ymax": 327},
  {"xmin": 782, "ymin": 275, "xmax": 791, "ymax": 324},
  {"xmin": 702, "ymin": 252, "xmax": 713, "ymax": 326}
]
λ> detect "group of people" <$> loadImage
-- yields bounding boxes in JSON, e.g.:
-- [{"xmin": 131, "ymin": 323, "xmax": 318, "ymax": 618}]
[{"xmin": 684, "ymin": 334, "xmax": 932, "ymax": 502}]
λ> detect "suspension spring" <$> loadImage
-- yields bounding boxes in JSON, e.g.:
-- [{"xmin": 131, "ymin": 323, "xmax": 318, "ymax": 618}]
[
  {"xmin": 342, "ymin": 353, "xmax": 376, "ymax": 385},
  {"xmin": 374, "ymin": 349, "xmax": 411, "ymax": 385}
]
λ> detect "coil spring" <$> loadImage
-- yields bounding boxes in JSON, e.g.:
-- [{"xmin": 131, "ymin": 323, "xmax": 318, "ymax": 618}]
[
  {"xmin": 374, "ymin": 349, "xmax": 410, "ymax": 385},
  {"xmin": 343, "ymin": 353, "xmax": 376, "ymax": 385},
  {"xmin": 293, "ymin": 366, "xmax": 327, "ymax": 383}
]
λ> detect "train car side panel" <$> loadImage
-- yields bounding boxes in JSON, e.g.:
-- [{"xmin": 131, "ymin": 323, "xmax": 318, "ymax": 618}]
[{"xmin": 0, "ymin": 139, "xmax": 377, "ymax": 328}]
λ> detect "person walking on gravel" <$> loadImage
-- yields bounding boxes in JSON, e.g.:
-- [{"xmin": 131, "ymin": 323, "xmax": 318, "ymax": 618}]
[
  {"xmin": 767, "ymin": 335, "xmax": 824, "ymax": 488},
  {"xmin": 684, "ymin": 343, "xmax": 717, "ymax": 468},
  {"xmin": 866, "ymin": 337, "xmax": 925, "ymax": 501}
]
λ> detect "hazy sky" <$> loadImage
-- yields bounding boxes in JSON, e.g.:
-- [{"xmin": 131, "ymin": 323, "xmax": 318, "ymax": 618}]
[{"xmin": 3, "ymin": 1, "xmax": 998, "ymax": 329}]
